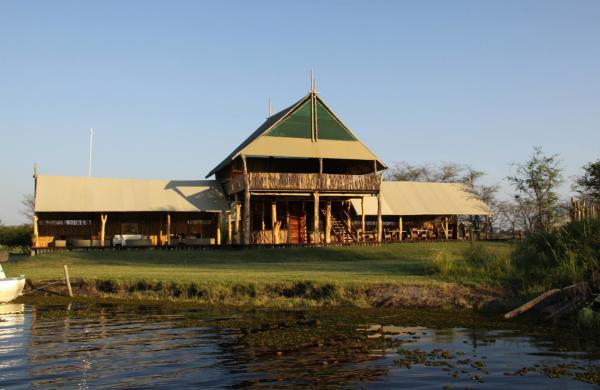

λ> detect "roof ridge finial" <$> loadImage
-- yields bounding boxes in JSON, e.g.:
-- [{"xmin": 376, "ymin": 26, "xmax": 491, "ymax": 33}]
[
  {"xmin": 310, "ymin": 69, "xmax": 318, "ymax": 94},
  {"xmin": 267, "ymin": 98, "xmax": 273, "ymax": 118}
]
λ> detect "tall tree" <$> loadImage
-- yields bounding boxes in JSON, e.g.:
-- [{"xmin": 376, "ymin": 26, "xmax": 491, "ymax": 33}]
[
  {"xmin": 506, "ymin": 147, "xmax": 563, "ymax": 232},
  {"xmin": 574, "ymin": 159, "xmax": 600, "ymax": 203},
  {"xmin": 20, "ymin": 193, "xmax": 34, "ymax": 222}
]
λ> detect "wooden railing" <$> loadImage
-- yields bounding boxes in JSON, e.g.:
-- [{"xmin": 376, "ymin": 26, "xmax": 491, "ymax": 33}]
[{"xmin": 225, "ymin": 172, "xmax": 380, "ymax": 194}]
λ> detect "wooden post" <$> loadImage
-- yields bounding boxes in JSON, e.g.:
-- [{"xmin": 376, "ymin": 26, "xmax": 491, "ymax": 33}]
[
  {"xmin": 216, "ymin": 212, "xmax": 221, "ymax": 245},
  {"xmin": 346, "ymin": 201, "xmax": 352, "ymax": 231},
  {"xmin": 33, "ymin": 214, "xmax": 39, "ymax": 248},
  {"xmin": 227, "ymin": 211, "xmax": 232, "ymax": 245},
  {"xmin": 64, "ymin": 264, "xmax": 73, "ymax": 298},
  {"xmin": 398, "ymin": 216, "xmax": 403, "ymax": 242},
  {"xmin": 455, "ymin": 216, "xmax": 459, "ymax": 240},
  {"xmin": 261, "ymin": 201, "xmax": 266, "ymax": 231},
  {"xmin": 325, "ymin": 200, "xmax": 331, "ymax": 244},
  {"xmin": 166, "ymin": 213, "xmax": 171, "ymax": 246},
  {"xmin": 286, "ymin": 201, "xmax": 291, "ymax": 244},
  {"xmin": 313, "ymin": 192, "xmax": 320, "ymax": 244},
  {"xmin": 361, "ymin": 197, "xmax": 365, "ymax": 242},
  {"xmin": 242, "ymin": 155, "xmax": 251, "ymax": 245},
  {"xmin": 271, "ymin": 201, "xmax": 277, "ymax": 244},
  {"xmin": 444, "ymin": 216, "xmax": 449, "ymax": 241},
  {"xmin": 100, "ymin": 213, "xmax": 108, "ymax": 247},
  {"xmin": 377, "ymin": 192, "xmax": 382, "ymax": 243},
  {"xmin": 234, "ymin": 195, "xmax": 241, "ymax": 245},
  {"xmin": 319, "ymin": 158, "xmax": 323, "ymax": 174}
]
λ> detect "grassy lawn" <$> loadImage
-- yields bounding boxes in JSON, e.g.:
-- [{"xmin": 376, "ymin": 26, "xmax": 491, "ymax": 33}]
[{"xmin": 3, "ymin": 241, "xmax": 510, "ymax": 287}]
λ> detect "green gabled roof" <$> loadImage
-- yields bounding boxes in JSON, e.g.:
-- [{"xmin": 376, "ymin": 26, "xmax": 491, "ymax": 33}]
[
  {"xmin": 206, "ymin": 92, "xmax": 385, "ymax": 178},
  {"xmin": 265, "ymin": 97, "xmax": 357, "ymax": 141}
]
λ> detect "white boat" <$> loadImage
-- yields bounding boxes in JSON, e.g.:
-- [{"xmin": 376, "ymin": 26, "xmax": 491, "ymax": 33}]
[{"xmin": 0, "ymin": 264, "xmax": 25, "ymax": 303}]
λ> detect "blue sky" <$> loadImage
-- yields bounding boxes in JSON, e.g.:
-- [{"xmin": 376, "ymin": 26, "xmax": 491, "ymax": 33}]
[{"xmin": 1, "ymin": 1, "xmax": 599, "ymax": 224}]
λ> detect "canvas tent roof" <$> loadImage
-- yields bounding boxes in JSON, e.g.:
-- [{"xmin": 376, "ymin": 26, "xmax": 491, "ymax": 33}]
[
  {"xmin": 34, "ymin": 176, "xmax": 229, "ymax": 213},
  {"xmin": 206, "ymin": 93, "xmax": 386, "ymax": 177},
  {"xmin": 351, "ymin": 181, "xmax": 492, "ymax": 216}
]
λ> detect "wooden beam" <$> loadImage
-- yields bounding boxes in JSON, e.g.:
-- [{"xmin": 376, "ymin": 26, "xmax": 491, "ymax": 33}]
[
  {"xmin": 64, "ymin": 264, "xmax": 73, "ymax": 298},
  {"xmin": 227, "ymin": 211, "xmax": 232, "ymax": 244},
  {"xmin": 361, "ymin": 197, "xmax": 365, "ymax": 242},
  {"xmin": 166, "ymin": 212, "xmax": 171, "ymax": 246},
  {"xmin": 33, "ymin": 214, "xmax": 39, "ymax": 248},
  {"xmin": 313, "ymin": 192, "xmax": 320, "ymax": 243},
  {"xmin": 234, "ymin": 195, "xmax": 241, "ymax": 244},
  {"xmin": 261, "ymin": 201, "xmax": 265, "ymax": 231},
  {"xmin": 242, "ymin": 155, "xmax": 251, "ymax": 245},
  {"xmin": 346, "ymin": 201, "xmax": 352, "ymax": 231},
  {"xmin": 100, "ymin": 213, "xmax": 108, "ymax": 247},
  {"xmin": 286, "ymin": 201, "xmax": 291, "ymax": 244},
  {"xmin": 216, "ymin": 212, "xmax": 221, "ymax": 245},
  {"xmin": 325, "ymin": 200, "xmax": 331, "ymax": 244},
  {"xmin": 444, "ymin": 216, "xmax": 449, "ymax": 241},
  {"xmin": 398, "ymin": 216, "xmax": 403, "ymax": 242},
  {"xmin": 376, "ymin": 192, "xmax": 382, "ymax": 243},
  {"xmin": 271, "ymin": 201, "xmax": 277, "ymax": 244}
]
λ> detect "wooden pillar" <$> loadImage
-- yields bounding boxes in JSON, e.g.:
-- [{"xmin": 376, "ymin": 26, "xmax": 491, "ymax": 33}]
[
  {"xmin": 398, "ymin": 216, "xmax": 403, "ymax": 242},
  {"xmin": 454, "ymin": 216, "xmax": 459, "ymax": 240},
  {"xmin": 286, "ymin": 201, "xmax": 291, "ymax": 244},
  {"xmin": 166, "ymin": 213, "xmax": 171, "ymax": 246},
  {"xmin": 271, "ymin": 201, "xmax": 277, "ymax": 244},
  {"xmin": 261, "ymin": 201, "xmax": 266, "ymax": 231},
  {"xmin": 159, "ymin": 213, "xmax": 163, "ymax": 246},
  {"xmin": 216, "ymin": 212, "xmax": 221, "ymax": 245},
  {"xmin": 33, "ymin": 214, "xmax": 39, "ymax": 248},
  {"xmin": 234, "ymin": 195, "xmax": 241, "ymax": 244},
  {"xmin": 376, "ymin": 192, "xmax": 382, "ymax": 243},
  {"xmin": 342, "ymin": 204, "xmax": 349, "ymax": 232},
  {"xmin": 444, "ymin": 216, "xmax": 449, "ymax": 241},
  {"xmin": 361, "ymin": 197, "xmax": 366, "ymax": 242},
  {"xmin": 325, "ymin": 200, "xmax": 331, "ymax": 244},
  {"xmin": 227, "ymin": 211, "xmax": 232, "ymax": 245},
  {"xmin": 313, "ymin": 192, "xmax": 320, "ymax": 244},
  {"xmin": 242, "ymin": 155, "xmax": 251, "ymax": 245},
  {"xmin": 100, "ymin": 213, "xmax": 108, "ymax": 247}
]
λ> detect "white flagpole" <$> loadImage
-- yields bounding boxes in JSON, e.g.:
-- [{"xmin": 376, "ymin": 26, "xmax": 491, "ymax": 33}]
[{"xmin": 88, "ymin": 128, "xmax": 93, "ymax": 176}]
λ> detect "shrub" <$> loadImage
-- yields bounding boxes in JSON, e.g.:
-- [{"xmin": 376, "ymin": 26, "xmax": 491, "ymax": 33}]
[
  {"xmin": 513, "ymin": 217, "xmax": 600, "ymax": 291},
  {"xmin": 0, "ymin": 224, "xmax": 31, "ymax": 248},
  {"xmin": 430, "ymin": 243, "xmax": 513, "ymax": 286}
]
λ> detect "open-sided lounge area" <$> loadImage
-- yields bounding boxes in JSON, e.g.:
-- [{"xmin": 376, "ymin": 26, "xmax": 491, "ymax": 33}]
[
  {"xmin": 32, "ymin": 176, "xmax": 228, "ymax": 250},
  {"xmin": 350, "ymin": 181, "xmax": 492, "ymax": 242}
]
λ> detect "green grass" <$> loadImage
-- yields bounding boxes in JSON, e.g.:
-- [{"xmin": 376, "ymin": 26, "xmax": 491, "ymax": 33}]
[
  {"xmin": 4, "ymin": 242, "xmax": 509, "ymax": 286},
  {"xmin": 4, "ymin": 242, "xmax": 514, "ymax": 307}
]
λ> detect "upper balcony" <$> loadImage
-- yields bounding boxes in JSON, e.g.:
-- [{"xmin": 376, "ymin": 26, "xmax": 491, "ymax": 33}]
[{"xmin": 224, "ymin": 172, "xmax": 381, "ymax": 195}]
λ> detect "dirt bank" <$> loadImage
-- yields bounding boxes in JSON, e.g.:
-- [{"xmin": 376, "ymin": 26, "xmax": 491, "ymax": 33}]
[{"xmin": 22, "ymin": 278, "xmax": 504, "ymax": 310}]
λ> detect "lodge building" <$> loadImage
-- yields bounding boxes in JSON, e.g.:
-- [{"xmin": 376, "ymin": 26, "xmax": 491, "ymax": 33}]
[{"xmin": 32, "ymin": 86, "xmax": 491, "ymax": 249}]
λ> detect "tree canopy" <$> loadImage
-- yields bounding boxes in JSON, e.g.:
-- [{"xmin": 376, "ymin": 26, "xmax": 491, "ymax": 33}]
[{"xmin": 574, "ymin": 159, "xmax": 600, "ymax": 203}]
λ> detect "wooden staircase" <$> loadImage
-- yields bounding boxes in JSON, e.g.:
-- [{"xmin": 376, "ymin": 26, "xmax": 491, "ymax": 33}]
[{"xmin": 322, "ymin": 208, "xmax": 357, "ymax": 243}]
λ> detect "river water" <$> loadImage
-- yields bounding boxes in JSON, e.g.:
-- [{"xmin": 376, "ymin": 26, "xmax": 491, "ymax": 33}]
[{"xmin": 1, "ymin": 301, "xmax": 599, "ymax": 389}]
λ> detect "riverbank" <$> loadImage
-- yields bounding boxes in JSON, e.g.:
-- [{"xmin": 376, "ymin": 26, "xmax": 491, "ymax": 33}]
[{"xmin": 5, "ymin": 242, "xmax": 511, "ymax": 309}]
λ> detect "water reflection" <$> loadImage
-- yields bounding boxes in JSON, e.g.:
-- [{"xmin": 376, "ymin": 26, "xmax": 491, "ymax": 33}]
[{"xmin": 0, "ymin": 303, "xmax": 598, "ymax": 389}]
